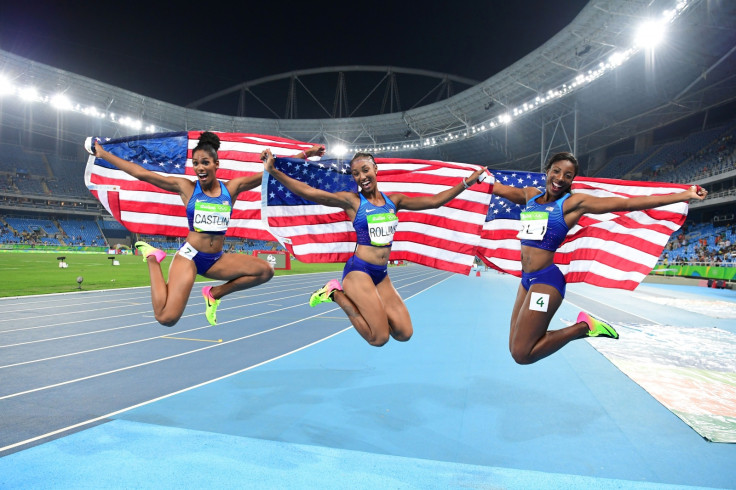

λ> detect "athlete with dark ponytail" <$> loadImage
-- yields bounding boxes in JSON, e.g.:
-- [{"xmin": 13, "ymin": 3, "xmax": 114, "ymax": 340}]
[{"xmin": 91, "ymin": 132, "xmax": 322, "ymax": 327}]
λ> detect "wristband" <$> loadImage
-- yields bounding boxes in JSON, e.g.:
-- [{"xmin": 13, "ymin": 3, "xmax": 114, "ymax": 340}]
[{"xmin": 462, "ymin": 178, "xmax": 470, "ymax": 189}]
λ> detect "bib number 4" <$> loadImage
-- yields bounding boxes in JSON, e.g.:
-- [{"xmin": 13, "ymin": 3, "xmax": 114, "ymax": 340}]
[{"xmin": 529, "ymin": 292, "xmax": 550, "ymax": 312}]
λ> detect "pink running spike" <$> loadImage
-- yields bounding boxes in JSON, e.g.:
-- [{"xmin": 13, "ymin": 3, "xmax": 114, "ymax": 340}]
[
  {"xmin": 324, "ymin": 279, "xmax": 343, "ymax": 295},
  {"xmin": 577, "ymin": 311, "xmax": 593, "ymax": 330}
]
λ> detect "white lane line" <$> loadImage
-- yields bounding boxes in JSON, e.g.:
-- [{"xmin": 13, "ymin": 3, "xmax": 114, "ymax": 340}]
[
  {"xmin": 0, "ymin": 269, "xmax": 450, "ymax": 454},
  {"xmin": 0, "ymin": 274, "xmax": 334, "ymax": 316},
  {"xmin": 0, "ymin": 309, "xmax": 152, "ymax": 334},
  {"xmin": 0, "ymin": 326, "xmax": 352, "ymax": 454},
  {"xmin": 0, "ymin": 291, "xmax": 311, "ymax": 349},
  {"xmin": 1, "ymin": 268, "xmax": 444, "ymax": 337},
  {"xmin": 0, "ymin": 272, "xmax": 450, "ymax": 365},
  {"xmin": 0, "ymin": 283, "xmax": 329, "ymax": 335},
  {"xmin": 0, "ymin": 301, "xmax": 306, "ymax": 370},
  {"xmin": 0, "ymin": 306, "xmax": 344, "ymax": 400}
]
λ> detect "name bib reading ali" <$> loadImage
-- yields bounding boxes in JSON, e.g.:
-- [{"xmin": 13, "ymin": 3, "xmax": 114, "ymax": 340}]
[
  {"xmin": 367, "ymin": 213, "xmax": 398, "ymax": 246},
  {"xmin": 193, "ymin": 202, "xmax": 231, "ymax": 233},
  {"xmin": 517, "ymin": 211, "xmax": 548, "ymax": 240}
]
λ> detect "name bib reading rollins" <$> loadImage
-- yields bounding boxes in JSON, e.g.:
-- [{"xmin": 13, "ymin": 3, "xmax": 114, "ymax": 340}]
[{"xmin": 367, "ymin": 213, "xmax": 398, "ymax": 247}]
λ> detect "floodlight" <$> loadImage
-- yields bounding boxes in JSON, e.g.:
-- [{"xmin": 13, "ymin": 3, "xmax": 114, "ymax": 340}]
[
  {"xmin": 608, "ymin": 51, "xmax": 626, "ymax": 67},
  {"xmin": 19, "ymin": 86, "xmax": 38, "ymax": 101},
  {"xmin": 51, "ymin": 93, "xmax": 73, "ymax": 110},
  {"xmin": 333, "ymin": 145, "xmax": 348, "ymax": 156},
  {"xmin": 635, "ymin": 20, "xmax": 666, "ymax": 48},
  {"xmin": 0, "ymin": 76, "xmax": 14, "ymax": 96}
]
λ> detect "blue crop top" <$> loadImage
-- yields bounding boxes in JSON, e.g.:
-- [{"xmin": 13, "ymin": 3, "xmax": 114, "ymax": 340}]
[
  {"xmin": 353, "ymin": 192, "xmax": 398, "ymax": 247},
  {"xmin": 186, "ymin": 180, "xmax": 233, "ymax": 234},
  {"xmin": 518, "ymin": 192, "xmax": 571, "ymax": 252}
]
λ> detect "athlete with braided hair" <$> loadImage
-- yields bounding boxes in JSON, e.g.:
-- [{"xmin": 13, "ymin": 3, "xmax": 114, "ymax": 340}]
[{"xmin": 492, "ymin": 151, "xmax": 707, "ymax": 364}]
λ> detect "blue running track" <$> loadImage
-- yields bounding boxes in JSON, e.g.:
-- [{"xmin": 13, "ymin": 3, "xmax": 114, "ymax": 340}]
[{"xmin": 0, "ymin": 265, "xmax": 734, "ymax": 489}]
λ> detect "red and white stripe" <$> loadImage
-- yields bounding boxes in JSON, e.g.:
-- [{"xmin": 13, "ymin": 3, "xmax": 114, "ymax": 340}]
[
  {"xmin": 478, "ymin": 177, "xmax": 690, "ymax": 290},
  {"xmin": 85, "ymin": 132, "xmax": 312, "ymax": 241},
  {"xmin": 264, "ymin": 158, "xmax": 493, "ymax": 275}
]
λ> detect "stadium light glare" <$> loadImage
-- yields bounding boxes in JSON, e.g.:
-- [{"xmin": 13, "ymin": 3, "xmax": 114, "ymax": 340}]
[
  {"xmin": 51, "ymin": 93, "xmax": 73, "ymax": 111},
  {"xmin": 635, "ymin": 20, "xmax": 666, "ymax": 48},
  {"xmin": 0, "ymin": 76, "xmax": 14, "ymax": 96},
  {"xmin": 333, "ymin": 145, "xmax": 348, "ymax": 156},
  {"xmin": 608, "ymin": 51, "xmax": 627, "ymax": 67},
  {"xmin": 19, "ymin": 86, "xmax": 39, "ymax": 102}
]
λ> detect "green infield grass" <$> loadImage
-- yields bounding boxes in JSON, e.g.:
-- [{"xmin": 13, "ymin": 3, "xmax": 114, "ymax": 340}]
[{"xmin": 0, "ymin": 252, "xmax": 345, "ymax": 298}]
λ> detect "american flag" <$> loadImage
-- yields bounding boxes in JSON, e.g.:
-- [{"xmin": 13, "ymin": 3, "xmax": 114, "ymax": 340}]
[
  {"xmin": 262, "ymin": 157, "xmax": 494, "ymax": 274},
  {"xmin": 84, "ymin": 131, "xmax": 313, "ymax": 241},
  {"xmin": 478, "ymin": 170, "xmax": 691, "ymax": 290}
]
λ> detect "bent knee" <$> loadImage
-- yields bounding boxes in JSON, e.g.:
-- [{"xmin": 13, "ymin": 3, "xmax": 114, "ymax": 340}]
[
  {"xmin": 260, "ymin": 263, "xmax": 275, "ymax": 282},
  {"xmin": 155, "ymin": 313, "xmax": 180, "ymax": 328},
  {"xmin": 368, "ymin": 334, "xmax": 390, "ymax": 347},
  {"xmin": 510, "ymin": 346, "xmax": 535, "ymax": 365},
  {"xmin": 391, "ymin": 330, "xmax": 413, "ymax": 342}
]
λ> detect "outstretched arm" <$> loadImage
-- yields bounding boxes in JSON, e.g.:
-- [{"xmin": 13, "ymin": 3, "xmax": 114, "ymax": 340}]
[
  {"xmin": 292, "ymin": 144, "xmax": 326, "ymax": 161},
  {"xmin": 228, "ymin": 145, "xmax": 327, "ymax": 197},
  {"xmin": 566, "ymin": 185, "xmax": 707, "ymax": 219},
  {"xmin": 261, "ymin": 148, "xmax": 355, "ymax": 210},
  {"xmin": 390, "ymin": 168, "xmax": 488, "ymax": 211},
  {"xmin": 92, "ymin": 141, "xmax": 190, "ymax": 195}
]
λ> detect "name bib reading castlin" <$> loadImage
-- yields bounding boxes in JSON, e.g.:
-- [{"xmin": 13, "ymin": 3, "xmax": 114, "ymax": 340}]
[
  {"xmin": 367, "ymin": 213, "xmax": 398, "ymax": 246},
  {"xmin": 517, "ymin": 211, "xmax": 548, "ymax": 240},
  {"xmin": 193, "ymin": 202, "xmax": 231, "ymax": 232}
]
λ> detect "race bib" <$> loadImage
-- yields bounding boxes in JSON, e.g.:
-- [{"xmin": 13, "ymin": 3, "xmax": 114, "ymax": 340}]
[
  {"xmin": 517, "ymin": 211, "xmax": 548, "ymax": 240},
  {"xmin": 367, "ymin": 213, "xmax": 398, "ymax": 246},
  {"xmin": 177, "ymin": 243, "xmax": 198, "ymax": 260},
  {"xmin": 193, "ymin": 202, "xmax": 231, "ymax": 233}
]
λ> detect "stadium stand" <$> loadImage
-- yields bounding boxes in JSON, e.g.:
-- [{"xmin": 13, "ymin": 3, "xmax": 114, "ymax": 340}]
[
  {"xmin": 596, "ymin": 123, "xmax": 736, "ymax": 183},
  {"xmin": 0, "ymin": 122, "xmax": 731, "ymax": 269},
  {"xmin": 57, "ymin": 218, "xmax": 105, "ymax": 247},
  {"xmin": 1, "ymin": 145, "xmax": 51, "ymax": 178},
  {"xmin": 662, "ymin": 221, "xmax": 736, "ymax": 266},
  {"xmin": 3, "ymin": 216, "xmax": 62, "ymax": 246},
  {"xmin": 595, "ymin": 147, "xmax": 658, "ymax": 179},
  {"xmin": 46, "ymin": 155, "xmax": 91, "ymax": 197}
]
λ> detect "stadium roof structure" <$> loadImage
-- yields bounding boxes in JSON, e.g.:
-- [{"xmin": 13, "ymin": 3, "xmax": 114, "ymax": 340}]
[{"xmin": 1, "ymin": 0, "xmax": 735, "ymax": 172}]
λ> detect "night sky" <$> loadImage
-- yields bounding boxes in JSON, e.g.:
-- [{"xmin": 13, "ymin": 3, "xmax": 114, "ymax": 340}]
[{"xmin": 1, "ymin": 1, "xmax": 590, "ymax": 113}]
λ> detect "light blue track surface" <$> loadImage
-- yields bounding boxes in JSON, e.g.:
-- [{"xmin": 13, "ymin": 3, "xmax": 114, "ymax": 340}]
[{"xmin": 1, "ymin": 268, "xmax": 735, "ymax": 489}]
